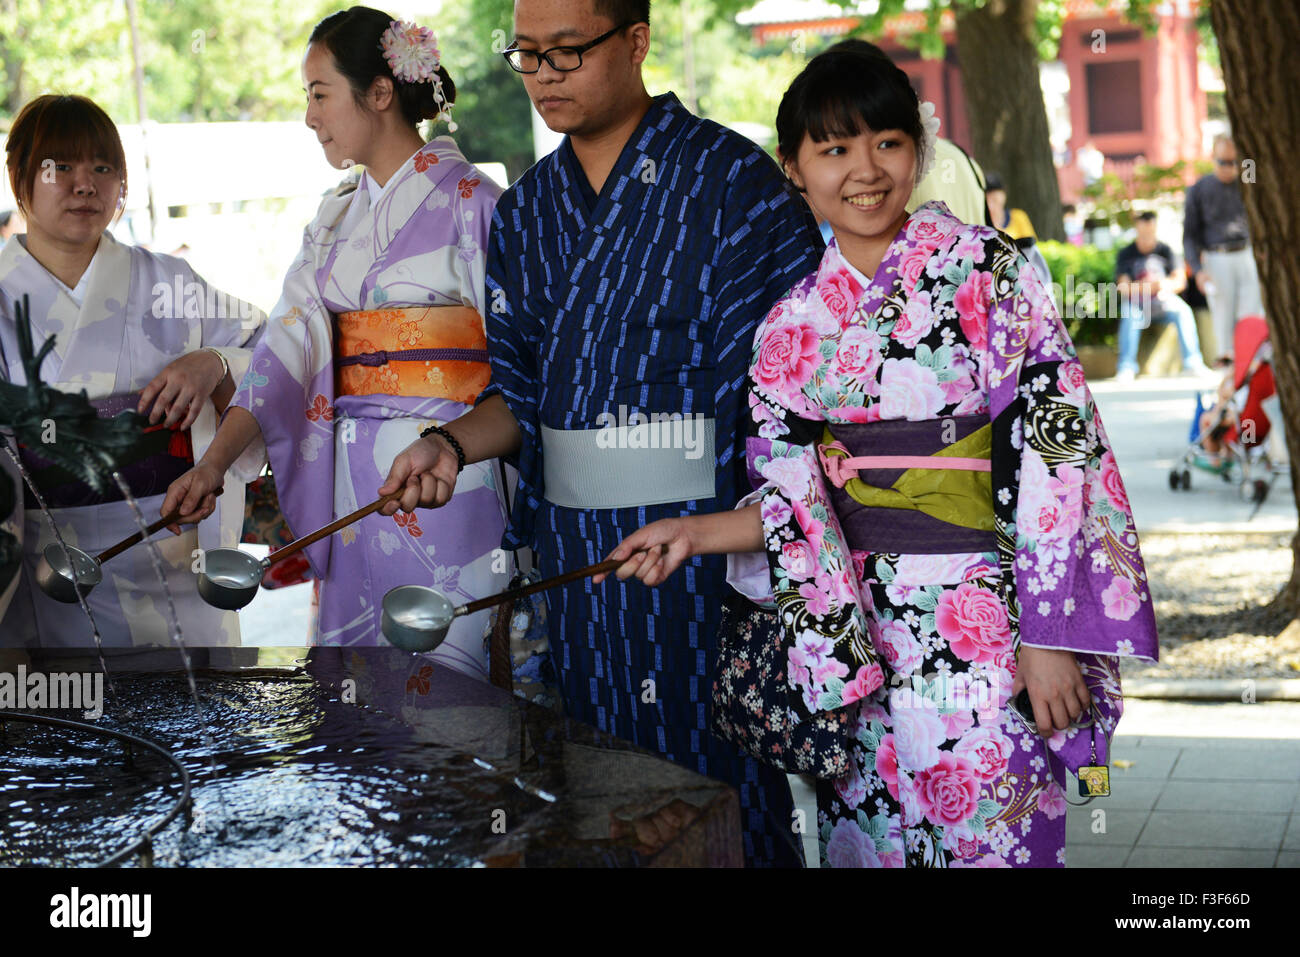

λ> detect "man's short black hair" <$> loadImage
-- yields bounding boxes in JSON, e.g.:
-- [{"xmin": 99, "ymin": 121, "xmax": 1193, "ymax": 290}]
[
  {"xmin": 594, "ymin": 0, "xmax": 650, "ymax": 25},
  {"xmin": 1135, "ymin": 210, "xmax": 1157, "ymax": 222}
]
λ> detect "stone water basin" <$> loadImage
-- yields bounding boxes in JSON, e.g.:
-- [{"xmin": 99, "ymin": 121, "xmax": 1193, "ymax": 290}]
[{"xmin": 0, "ymin": 648, "xmax": 742, "ymax": 867}]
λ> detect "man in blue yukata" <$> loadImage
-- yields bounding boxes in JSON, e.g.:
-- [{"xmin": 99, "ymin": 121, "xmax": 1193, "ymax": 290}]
[{"xmin": 381, "ymin": 0, "xmax": 823, "ymax": 866}]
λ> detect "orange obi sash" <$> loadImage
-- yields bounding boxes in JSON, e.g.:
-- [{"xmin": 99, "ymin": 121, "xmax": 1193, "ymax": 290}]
[{"xmin": 335, "ymin": 306, "xmax": 491, "ymax": 403}]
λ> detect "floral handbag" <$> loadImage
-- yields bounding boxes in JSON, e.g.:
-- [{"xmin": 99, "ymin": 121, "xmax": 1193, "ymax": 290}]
[{"xmin": 710, "ymin": 593, "xmax": 852, "ymax": 779}]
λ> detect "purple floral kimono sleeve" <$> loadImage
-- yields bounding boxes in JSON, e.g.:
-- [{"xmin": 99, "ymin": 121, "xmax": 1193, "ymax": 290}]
[
  {"xmin": 986, "ymin": 247, "xmax": 1159, "ymax": 658},
  {"xmin": 744, "ymin": 280, "xmax": 888, "ymax": 723},
  {"xmin": 984, "ymin": 238, "xmax": 1159, "ymax": 767}
]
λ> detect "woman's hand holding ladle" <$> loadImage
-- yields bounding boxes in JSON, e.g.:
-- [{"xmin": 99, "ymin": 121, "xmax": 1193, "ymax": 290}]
[{"xmin": 161, "ymin": 406, "xmax": 264, "ymax": 533}]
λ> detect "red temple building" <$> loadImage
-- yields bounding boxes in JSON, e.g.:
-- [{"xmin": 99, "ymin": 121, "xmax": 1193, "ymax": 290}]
[{"xmin": 737, "ymin": 0, "xmax": 1211, "ymax": 202}]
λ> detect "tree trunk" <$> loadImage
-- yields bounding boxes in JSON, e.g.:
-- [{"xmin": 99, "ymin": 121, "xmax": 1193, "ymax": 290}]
[
  {"xmin": 954, "ymin": 0, "xmax": 1064, "ymax": 241},
  {"xmin": 1211, "ymin": 0, "xmax": 1300, "ymax": 615}
]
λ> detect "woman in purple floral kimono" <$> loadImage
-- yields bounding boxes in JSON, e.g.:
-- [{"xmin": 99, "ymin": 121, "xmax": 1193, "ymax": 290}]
[{"xmin": 601, "ymin": 40, "xmax": 1158, "ymax": 867}]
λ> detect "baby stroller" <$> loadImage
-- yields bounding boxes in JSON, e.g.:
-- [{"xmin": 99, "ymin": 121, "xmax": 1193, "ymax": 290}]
[{"xmin": 1169, "ymin": 315, "xmax": 1278, "ymax": 512}]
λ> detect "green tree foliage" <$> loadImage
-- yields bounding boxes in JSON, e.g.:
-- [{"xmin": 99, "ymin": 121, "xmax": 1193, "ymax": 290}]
[
  {"xmin": 434, "ymin": 0, "xmax": 535, "ymax": 180},
  {"xmin": 1083, "ymin": 158, "xmax": 1215, "ymax": 228},
  {"xmin": 142, "ymin": 0, "xmax": 339, "ymax": 122},
  {"xmin": 1, "ymin": 0, "xmax": 340, "ymax": 124},
  {"xmin": 1038, "ymin": 239, "xmax": 1119, "ymax": 346},
  {"xmin": 0, "ymin": 0, "xmax": 1172, "ymax": 192},
  {"xmin": 644, "ymin": 0, "xmax": 814, "ymax": 149},
  {"xmin": 706, "ymin": 0, "xmax": 1157, "ymax": 59},
  {"xmin": 0, "ymin": 0, "xmax": 131, "ymax": 117}
]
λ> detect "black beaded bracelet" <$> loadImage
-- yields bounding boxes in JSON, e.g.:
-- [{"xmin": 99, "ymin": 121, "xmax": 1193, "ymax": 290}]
[{"xmin": 420, "ymin": 424, "xmax": 466, "ymax": 473}]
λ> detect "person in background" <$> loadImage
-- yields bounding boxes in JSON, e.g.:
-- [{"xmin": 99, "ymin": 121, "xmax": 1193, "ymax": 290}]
[
  {"xmin": 984, "ymin": 171, "xmax": 1035, "ymax": 239},
  {"xmin": 909, "ymin": 136, "xmax": 987, "ymax": 226},
  {"xmin": 1077, "ymin": 140, "xmax": 1105, "ymax": 188},
  {"xmin": 1062, "ymin": 204, "xmax": 1085, "ymax": 247},
  {"xmin": 984, "ymin": 171, "xmax": 1052, "ymax": 288},
  {"xmin": 0, "ymin": 94, "xmax": 265, "ymax": 649},
  {"xmin": 1183, "ymin": 133, "xmax": 1262, "ymax": 367},
  {"xmin": 1113, "ymin": 211, "xmax": 1211, "ymax": 381}
]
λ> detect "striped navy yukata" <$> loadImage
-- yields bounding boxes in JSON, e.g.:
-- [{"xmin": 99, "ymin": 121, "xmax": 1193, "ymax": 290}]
[{"xmin": 482, "ymin": 92, "xmax": 823, "ymax": 867}]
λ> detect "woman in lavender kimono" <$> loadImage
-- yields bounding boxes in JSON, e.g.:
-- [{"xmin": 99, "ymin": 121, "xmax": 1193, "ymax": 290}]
[
  {"xmin": 0, "ymin": 94, "xmax": 265, "ymax": 648},
  {"xmin": 603, "ymin": 41, "xmax": 1159, "ymax": 867},
  {"xmin": 165, "ymin": 9, "xmax": 510, "ymax": 671}
]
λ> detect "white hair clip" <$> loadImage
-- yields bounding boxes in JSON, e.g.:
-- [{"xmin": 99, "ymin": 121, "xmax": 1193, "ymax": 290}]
[{"xmin": 917, "ymin": 100, "xmax": 942, "ymax": 181}]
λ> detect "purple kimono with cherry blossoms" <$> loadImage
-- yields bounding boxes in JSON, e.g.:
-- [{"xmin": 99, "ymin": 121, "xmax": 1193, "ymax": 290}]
[
  {"xmin": 229, "ymin": 138, "xmax": 510, "ymax": 670},
  {"xmin": 733, "ymin": 201, "xmax": 1159, "ymax": 867}
]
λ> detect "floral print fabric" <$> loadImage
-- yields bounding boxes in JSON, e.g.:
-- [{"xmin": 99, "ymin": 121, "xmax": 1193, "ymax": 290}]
[{"xmin": 742, "ymin": 201, "xmax": 1159, "ymax": 866}]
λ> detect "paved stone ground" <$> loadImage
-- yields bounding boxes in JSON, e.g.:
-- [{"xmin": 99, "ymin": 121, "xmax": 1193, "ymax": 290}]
[{"xmin": 1065, "ymin": 699, "xmax": 1300, "ymax": 868}]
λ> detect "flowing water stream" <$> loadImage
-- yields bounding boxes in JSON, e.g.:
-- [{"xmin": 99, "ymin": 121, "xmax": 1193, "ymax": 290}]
[
  {"xmin": 1, "ymin": 444, "xmax": 237, "ymax": 860},
  {"xmin": 3, "ymin": 441, "xmax": 118, "ymax": 712},
  {"xmin": 108, "ymin": 470, "xmax": 232, "ymax": 841}
]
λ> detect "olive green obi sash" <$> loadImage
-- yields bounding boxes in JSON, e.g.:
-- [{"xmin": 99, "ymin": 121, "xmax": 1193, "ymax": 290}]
[{"xmin": 817, "ymin": 414, "xmax": 996, "ymax": 554}]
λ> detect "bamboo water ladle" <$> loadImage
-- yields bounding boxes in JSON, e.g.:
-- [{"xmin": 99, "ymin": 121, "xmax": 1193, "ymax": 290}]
[
  {"xmin": 35, "ymin": 489, "xmax": 224, "ymax": 604},
  {"xmin": 196, "ymin": 491, "xmax": 402, "ymax": 611},
  {"xmin": 381, "ymin": 545, "xmax": 669, "ymax": 652}
]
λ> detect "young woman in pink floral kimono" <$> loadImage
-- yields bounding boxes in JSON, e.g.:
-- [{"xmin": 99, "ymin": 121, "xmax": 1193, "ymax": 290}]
[{"xmin": 602, "ymin": 40, "xmax": 1158, "ymax": 867}]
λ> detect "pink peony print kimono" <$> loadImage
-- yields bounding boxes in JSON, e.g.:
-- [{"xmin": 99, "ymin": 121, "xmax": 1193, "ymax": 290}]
[{"xmin": 728, "ymin": 201, "xmax": 1159, "ymax": 867}]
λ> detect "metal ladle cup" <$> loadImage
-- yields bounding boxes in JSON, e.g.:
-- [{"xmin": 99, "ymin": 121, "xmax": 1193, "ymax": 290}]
[
  {"xmin": 381, "ymin": 545, "xmax": 668, "ymax": 652},
  {"xmin": 196, "ymin": 491, "xmax": 402, "ymax": 611},
  {"xmin": 34, "ymin": 490, "xmax": 223, "ymax": 604}
]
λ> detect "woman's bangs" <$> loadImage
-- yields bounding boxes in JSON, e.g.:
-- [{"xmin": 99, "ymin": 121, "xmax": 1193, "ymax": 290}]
[
  {"xmin": 29, "ymin": 99, "xmax": 124, "ymax": 171},
  {"xmin": 802, "ymin": 70, "xmax": 915, "ymax": 145}
]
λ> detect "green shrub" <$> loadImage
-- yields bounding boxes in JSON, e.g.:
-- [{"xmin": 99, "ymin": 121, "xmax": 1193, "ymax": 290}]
[{"xmin": 1038, "ymin": 241, "xmax": 1120, "ymax": 348}]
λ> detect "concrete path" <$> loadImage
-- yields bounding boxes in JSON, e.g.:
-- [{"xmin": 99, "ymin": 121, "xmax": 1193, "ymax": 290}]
[
  {"xmin": 1089, "ymin": 373, "xmax": 1294, "ymax": 534},
  {"xmin": 1067, "ymin": 698, "xmax": 1300, "ymax": 867}
]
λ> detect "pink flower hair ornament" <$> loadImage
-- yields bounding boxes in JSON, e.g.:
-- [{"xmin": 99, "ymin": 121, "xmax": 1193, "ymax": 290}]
[{"xmin": 379, "ymin": 20, "xmax": 458, "ymax": 131}]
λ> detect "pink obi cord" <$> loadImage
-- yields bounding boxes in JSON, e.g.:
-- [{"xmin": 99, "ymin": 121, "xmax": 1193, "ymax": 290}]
[{"xmin": 817, "ymin": 441, "xmax": 991, "ymax": 490}]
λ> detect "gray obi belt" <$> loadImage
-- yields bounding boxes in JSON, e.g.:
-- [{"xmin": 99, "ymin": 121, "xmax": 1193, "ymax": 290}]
[
  {"xmin": 817, "ymin": 413, "xmax": 996, "ymax": 555},
  {"xmin": 541, "ymin": 415, "xmax": 716, "ymax": 509}
]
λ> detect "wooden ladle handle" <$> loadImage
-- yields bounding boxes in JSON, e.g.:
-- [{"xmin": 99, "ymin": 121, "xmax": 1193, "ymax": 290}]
[
  {"xmin": 95, "ymin": 487, "xmax": 225, "ymax": 564},
  {"xmin": 459, "ymin": 545, "xmax": 668, "ymax": 616},
  {"xmin": 266, "ymin": 491, "xmax": 405, "ymax": 567}
]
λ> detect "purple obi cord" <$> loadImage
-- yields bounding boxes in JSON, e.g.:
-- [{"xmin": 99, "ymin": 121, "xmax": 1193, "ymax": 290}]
[{"xmin": 336, "ymin": 347, "xmax": 490, "ymax": 367}]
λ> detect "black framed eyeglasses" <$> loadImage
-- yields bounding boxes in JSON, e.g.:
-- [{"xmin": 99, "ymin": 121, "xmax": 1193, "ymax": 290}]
[{"xmin": 502, "ymin": 22, "xmax": 635, "ymax": 74}]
